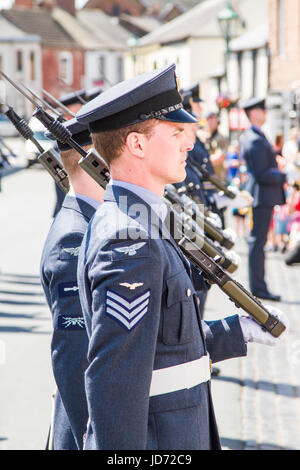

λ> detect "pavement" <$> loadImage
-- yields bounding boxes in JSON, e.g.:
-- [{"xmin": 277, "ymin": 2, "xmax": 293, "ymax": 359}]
[{"xmin": 1, "ymin": 149, "xmax": 300, "ymax": 450}]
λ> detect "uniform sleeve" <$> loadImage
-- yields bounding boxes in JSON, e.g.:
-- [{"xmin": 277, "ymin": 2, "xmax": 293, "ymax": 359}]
[
  {"xmin": 40, "ymin": 231, "xmax": 89, "ymax": 448},
  {"xmin": 246, "ymin": 139, "xmax": 286, "ymax": 185},
  {"xmin": 85, "ymin": 237, "xmax": 164, "ymax": 450},
  {"xmin": 202, "ymin": 314, "xmax": 247, "ymax": 363}
]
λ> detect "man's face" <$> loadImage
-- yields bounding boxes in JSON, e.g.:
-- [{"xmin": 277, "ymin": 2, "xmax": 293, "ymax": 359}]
[
  {"xmin": 207, "ymin": 115, "xmax": 218, "ymax": 132},
  {"xmin": 249, "ymin": 108, "xmax": 266, "ymax": 127},
  {"xmin": 191, "ymin": 101, "xmax": 203, "ymax": 117},
  {"xmin": 144, "ymin": 121, "xmax": 194, "ymax": 186}
]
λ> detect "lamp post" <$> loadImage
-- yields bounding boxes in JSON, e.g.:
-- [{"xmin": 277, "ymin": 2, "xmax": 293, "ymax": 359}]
[
  {"xmin": 127, "ymin": 35, "xmax": 138, "ymax": 77},
  {"xmin": 217, "ymin": 1, "xmax": 239, "ymax": 85},
  {"xmin": 217, "ymin": 2, "xmax": 240, "ymax": 139}
]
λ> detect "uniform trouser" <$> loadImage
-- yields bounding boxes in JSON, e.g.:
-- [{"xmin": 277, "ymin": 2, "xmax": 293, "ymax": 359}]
[{"xmin": 248, "ymin": 206, "xmax": 273, "ymax": 293}]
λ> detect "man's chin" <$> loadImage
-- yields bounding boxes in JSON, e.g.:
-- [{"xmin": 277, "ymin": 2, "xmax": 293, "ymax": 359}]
[{"xmin": 168, "ymin": 169, "xmax": 186, "ymax": 185}]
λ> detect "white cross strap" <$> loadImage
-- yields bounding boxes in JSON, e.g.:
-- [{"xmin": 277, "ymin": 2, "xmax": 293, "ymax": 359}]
[{"xmin": 149, "ymin": 355, "xmax": 211, "ymax": 397}]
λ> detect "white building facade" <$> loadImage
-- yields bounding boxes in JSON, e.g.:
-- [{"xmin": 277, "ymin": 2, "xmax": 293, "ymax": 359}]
[{"xmin": 0, "ymin": 14, "xmax": 41, "ymax": 120}]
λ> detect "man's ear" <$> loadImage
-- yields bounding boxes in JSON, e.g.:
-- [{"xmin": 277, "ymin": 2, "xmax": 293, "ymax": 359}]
[{"xmin": 126, "ymin": 132, "xmax": 148, "ymax": 159}]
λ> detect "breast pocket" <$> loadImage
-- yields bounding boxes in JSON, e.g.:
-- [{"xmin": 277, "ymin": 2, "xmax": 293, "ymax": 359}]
[{"xmin": 162, "ymin": 270, "xmax": 196, "ymax": 346}]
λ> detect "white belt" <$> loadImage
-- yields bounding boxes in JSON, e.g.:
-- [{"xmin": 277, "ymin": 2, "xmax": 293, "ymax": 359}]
[{"xmin": 149, "ymin": 355, "xmax": 211, "ymax": 397}]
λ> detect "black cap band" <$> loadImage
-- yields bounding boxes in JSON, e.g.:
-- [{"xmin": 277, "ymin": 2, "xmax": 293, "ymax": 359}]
[{"xmin": 89, "ymin": 88, "xmax": 182, "ymax": 132}]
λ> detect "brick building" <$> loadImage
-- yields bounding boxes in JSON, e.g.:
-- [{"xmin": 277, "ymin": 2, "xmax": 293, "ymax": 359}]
[
  {"xmin": 268, "ymin": 0, "xmax": 300, "ymax": 135},
  {"xmin": 83, "ymin": 0, "xmax": 145, "ymax": 17},
  {"xmin": 4, "ymin": 0, "xmax": 84, "ymax": 99}
]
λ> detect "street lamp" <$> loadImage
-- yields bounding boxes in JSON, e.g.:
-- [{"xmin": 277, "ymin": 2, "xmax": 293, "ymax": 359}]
[
  {"xmin": 217, "ymin": 2, "xmax": 240, "ymax": 138},
  {"xmin": 217, "ymin": 1, "xmax": 239, "ymax": 83}
]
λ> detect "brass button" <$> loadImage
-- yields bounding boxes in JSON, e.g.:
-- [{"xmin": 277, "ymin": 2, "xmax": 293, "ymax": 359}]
[{"xmin": 186, "ymin": 288, "xmax": 192, "ymax": 297}]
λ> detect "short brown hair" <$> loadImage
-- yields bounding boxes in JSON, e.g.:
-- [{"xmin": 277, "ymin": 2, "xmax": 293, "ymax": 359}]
[
  {"xmin": 92, "ymin": 119, "xmax": 159, "ymax": 166},
  {"xmin": 60, "ymin": 145, "xmax": 92, "ymax": 176}
]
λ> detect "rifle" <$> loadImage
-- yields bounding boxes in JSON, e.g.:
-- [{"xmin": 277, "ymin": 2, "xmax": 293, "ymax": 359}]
[
  {"xmin": 78, "ymin": 150, "xmax": 239, "ymax": 273},
  {"xmin": 164, "ymin": 184, "xmax": 236, "ymax": 249},
  {"xmin": 2, "ymin": 103, "xmax": 70, "ymax": 194},
  {"xmin": 2, "ymin": 71, "xmax": 284, "ymax": 336},
  {"xmin": 177, "ymin": 233, "xmax": 285, "ymax": 338},
  {"xmin": 0, "ymin": 71, "xmax": 110, "ymax": 190},
  {"xmin": 177, "ymin": 183, "xmax": 222, "ymax": 226},
  {"xmin": 189, "ymin": 156, "xmax": 237, "ymax": 199},
  {"xmin": 0, "ymin": 136, "xmax": 17, "ymax": 159},
  {"xmin": 78, "ymin": 150, "xmax": 285, "ymax": 338}
]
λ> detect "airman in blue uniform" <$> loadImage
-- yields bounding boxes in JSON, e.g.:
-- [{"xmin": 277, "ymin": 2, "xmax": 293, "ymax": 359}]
[
  {"xmin": 75, "ymin": 65, "xmax": 287, "ymax": 450},
  {"xmin": 40, "ymin": 118, "xmax": 104, "ymax": 449},
  {"xmin": 240, "ymin": 98, "xmax": 286, "ymax": 301}
]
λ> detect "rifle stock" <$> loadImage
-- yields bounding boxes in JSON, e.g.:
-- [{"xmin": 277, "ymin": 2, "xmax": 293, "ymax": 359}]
[
  {"xmin": 189, "ymin": 156, "xmax": 236, "ymax": 199},
  {"xmin": 178, "ymin": 235, "xmax": 285, "ymax": 338},
  {"xmin": 165, "ymin": 184, "xmax": 235, "ymax": 249}
]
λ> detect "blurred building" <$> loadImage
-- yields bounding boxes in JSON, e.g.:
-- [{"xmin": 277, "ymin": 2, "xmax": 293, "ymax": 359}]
[
  {"xmin": 2, "ymin": 1, "xmax": 84, "ymax": 101},
  {"xmin": 0, "ymin": 0, "xmax": 130, "ymax": 112},
  {"xmin": 268, "ymin": 0, "xmax": 300, "ymax": 139},
  {"xmin": 125, "ymin": 0, "xmax": 268, "ymax": 115},
  {"xmin": 55, "ymin": 7, "xmax": 130, "ymax": 90},
  {"xmin": 83, "ymin": 0, "xmax": 201, "ymax": 22},
  {"xmin": 0, "ymin": 13, "xmax": 41, "ymax": 119}
]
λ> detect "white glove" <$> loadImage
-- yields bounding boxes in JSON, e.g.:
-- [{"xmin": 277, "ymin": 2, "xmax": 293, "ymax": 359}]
[
  {"xmin": 239, "ymin": 305, "xmax": 289, "ymax": 346},
  {"xmin": 223, "ymin": 228, "xmax": 237, "ymax": 243},
  {"xmin": 225, "ymin": 250, "xmax": 240, "ymax": 268},
  {"xmin": 227, "ymin": 185, "xmax": 239, "ymax": 196}
]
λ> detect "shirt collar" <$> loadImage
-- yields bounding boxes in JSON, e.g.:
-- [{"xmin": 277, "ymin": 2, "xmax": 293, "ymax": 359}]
[
  {"xmin": 68, "ymin": 189, "xmax": 102, "ymax": 210},
  {"xmin": 251, "ymin": 125, "xmax": 265, "ymax": 137},
  {"xmin": 109, "ymin": 179, "xmax": 168, "ymax": 221}
]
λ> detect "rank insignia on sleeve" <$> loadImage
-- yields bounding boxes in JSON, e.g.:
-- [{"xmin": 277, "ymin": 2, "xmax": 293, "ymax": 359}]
[
  {"xmin": 58, "ymin": 281, "xmax": 79, "ymax": 298},
  {"xmin": 119, "ymin": 282, "xmax": 144, "ymax": 290},
  {"xmin": 115, "ymin": 242, "xmax": 146, "ymax": 256},
  {"xmin": 57, "ymin": 315, "xmax": 85, "ymax": 330},
  {"xmin": 63, "ymin": 247, "xmax": 80, "ymax": 256},
  {"xmin": 105, "ymin": 289, "xmax": 150, "ymax": 330},
  {"xmin": 59, "ymin": 245, "xmax": 81, "ymax": 260}
]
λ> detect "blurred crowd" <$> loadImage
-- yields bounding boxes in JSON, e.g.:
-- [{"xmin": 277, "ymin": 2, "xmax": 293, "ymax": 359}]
[{"xmin": 205, "ymin": 116, "xmax": 300, "ymax": 266}]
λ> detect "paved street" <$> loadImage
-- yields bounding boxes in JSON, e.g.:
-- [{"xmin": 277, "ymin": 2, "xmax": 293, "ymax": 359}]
[{"xmin": 0, "ymin": 157, "xmax": 300, "ymax": 450}]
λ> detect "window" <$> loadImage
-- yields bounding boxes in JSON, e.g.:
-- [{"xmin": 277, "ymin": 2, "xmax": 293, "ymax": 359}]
[
  {"xmin": 16, "ymin": 50, "xmax": 23, "ymax": 72},
  {"xmin": 252, "ymin": 49, "xmax": 257, "ymax": 96},
  {"xmin": 58, "ymin": 51, "xmax": 73, "ymax": 85},
  {"xmin": 237, "ymin": 51, "xmax": 242, "ymax": 94},
  {"xmin": 30, "ymin": 51, "xmax": 35, "ymax": 81},
  {"xmin": 112, "ymin": 4, "xmax": 121, "ymax": 16},
  {"xmin": 98, "ymin": 55, "xmax": 106, "ymax": 79},
  {"xmin": 117, "ymin": 56, "xmax": 123, "ymax": 82},
  {"xmin": 278, "ymin": 0, "xmax": 285, "ymax": 56}
]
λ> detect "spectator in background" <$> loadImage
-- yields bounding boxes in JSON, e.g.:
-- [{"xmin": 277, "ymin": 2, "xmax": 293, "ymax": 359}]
[
  {"xmin": 231, "ymin": 168, "xmax": 250, "ymax": 239},
  {"xmin": 273, "ymin": 132, "xmax": 284, "ymax": 156},
  {"xmin": 282, "ymin": 127, "xmax": 300, "ymax": 184},
  {"xmin": 205, "ymin": 111, "xmax": 228, "ymax": 182},
  {"xmin": 225, "ymin": 140, "xmax": 240, "ymax": 182}
]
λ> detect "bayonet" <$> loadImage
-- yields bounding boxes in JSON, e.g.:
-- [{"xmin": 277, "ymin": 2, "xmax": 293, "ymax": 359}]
[
  {"xmin": 22, "ymin": 83, "xmax": 64, "ymax": 120},
  {"xmin": 0, "ymin": 70, "xmax": 39, "ymax": 108},
  {"xmin": 40, "ymin": 87, "xmax": 76, "ymax": 118},
  {"xmin": 1, "ymin": 101, "xmax": 70, "ymax": 193},
  {"xmin": 0, "ymin": 70, "xmax": 86, "ymax": 158},
  {"xmin": 56, "ymin": 77, "xmax": 87, "ymax": 104}
]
